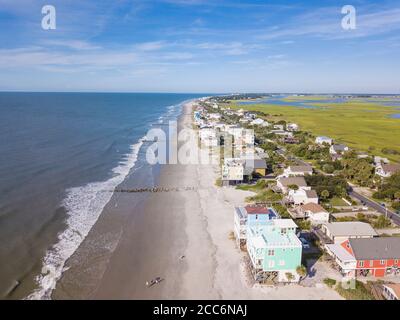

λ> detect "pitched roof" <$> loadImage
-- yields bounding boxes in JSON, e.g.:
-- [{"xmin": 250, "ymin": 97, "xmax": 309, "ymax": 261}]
[
  {"xmin": 332, "ymin": 144, "xmax": 348, "ymax": 151},
  {"xmin": 381, "ymin": 164, "xmax": 400, "ymax": 174},
  {"xmin": 300, "ymin": 202, "xmax": 327, "ymax": 213},
  {"xmin": 323, "ymin": 222, "xmax": 378, "ymax": 237},
  {"xmin": 383, "ymin": 284, "xmax": 400, "ymax": 299},
  {"xmin": 349, "ymin": 237, "xmax": 400, "ymax": 260},
  {"xmin": 305, "ymin": 190, "xmax": 318, "ymax": 198},
  {"xmin": 253, "ymin": 159, "xmax": 267, "ymax": 169},
  {"xmin": 244, "ymin": 205, "xmax": 270, "ymax": 214},
  {"xmin": 278, "ymin": 176, "xmax": 307, "ymax": 187}
]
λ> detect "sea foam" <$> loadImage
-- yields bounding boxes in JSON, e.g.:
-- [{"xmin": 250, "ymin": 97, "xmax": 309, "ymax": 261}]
[{"xmin": 26, "ymin": 138, "xmax": 145, "ymax": 300}]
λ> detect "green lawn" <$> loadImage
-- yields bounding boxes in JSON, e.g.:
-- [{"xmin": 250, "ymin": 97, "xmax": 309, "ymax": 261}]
[
  {"xmin": 330, "ymin": 197, "xmax": 348, "ymax": 206},
  {"xmin": 229, "ymin": 99, "xmax": 400, "ymax": 162}
]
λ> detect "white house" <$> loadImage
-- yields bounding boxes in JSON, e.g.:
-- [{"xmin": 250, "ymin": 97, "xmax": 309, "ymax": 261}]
[
  {"xmin": 273, "ymin": 124, "xmax": 284, "ymax": 131},
  {"xmin": 250, "ymin": 118, "xmax": 269, "ymax": 127},
  {"xmin": 375, "ymin": 163, "xmax": 400, "ymax": 178},
  {"xmin": 208, "ymin": 113, "xmax": 221, "ymax": 120},
  {"xmin": 287, "ymin": 189, "xmax": 319, "ymax": 205},
  {"xmin": 315, "ymin": 136, "xmax": 333, "ymax": 145},
  {"xmin": 286, "ymin": 123, "xmax": 299, "ymax": 131},
  {"xmin": 276, "ymin": 176, "xmax": 309, "ymax": 194},
  {"xmin": 295, "ymin": 203, "xmax": 329, "ymax": 224},
  {"xmin": 382, "ymin": 284, "xmax": 400, "ymax": 300},
  {"xmin": 281, "ymin": 165, "xmax": 313, "ymax": 177},
  {"xmin": 320, "ymin": 222, "xmax": 378, "ymax": 244},
  {"xmin": 222, "ymin": 158, "xmax": 244, "ymax": 185},
  {"xmin": 329, "ymin": 144, "xmax": 349, "ymax": 155}
]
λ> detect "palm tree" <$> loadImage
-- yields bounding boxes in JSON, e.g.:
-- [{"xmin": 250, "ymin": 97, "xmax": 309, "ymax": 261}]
[{"xmin": 321, "ymin": 189, "xmax": 330, "ymax": 201}]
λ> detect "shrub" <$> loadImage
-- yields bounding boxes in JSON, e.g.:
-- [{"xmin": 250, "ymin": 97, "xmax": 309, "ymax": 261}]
[{"xmin": 323, "ymin": 278, "xmax": 337, "ymax": 288}]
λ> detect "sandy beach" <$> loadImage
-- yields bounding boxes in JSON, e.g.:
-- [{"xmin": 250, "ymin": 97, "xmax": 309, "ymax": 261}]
[{"xmin": 54, "ymin": 100, "xmax": 342, "ymax": 300}]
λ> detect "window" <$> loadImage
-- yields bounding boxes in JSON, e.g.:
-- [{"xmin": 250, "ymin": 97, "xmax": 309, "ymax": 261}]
[
  {"xmin": 268, "ymin": 249, "xmax": 275, "ymax": 256},
  {"xmin": 380, "ymin": 260, "xmax": 385, "ymax": 265},
  {"xmin": 395, "ymin": 259, "xmax": 398, "ymax": 265},
  {"xmin": 370, "ymin": 260, "xmax": 374, "ymax": 267},
  {"xmin": 359, "ymin": 261, "xmax": 364, "ymax": 267},
  {"xmin": 346, "ymin": 242, "xmax": 350, "ymax": 248}
]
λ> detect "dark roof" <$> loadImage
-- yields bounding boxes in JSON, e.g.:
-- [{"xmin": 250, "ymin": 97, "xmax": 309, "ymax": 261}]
[
  {"xmin": 253, "ymin": 159, "xmax": 267, "ymax": 169},
  {"xmin": 349, "ymin": 238, "xmax": 400, "ymax": 260},
  {"xmin": 332, "ymin": 144, "xmax": 347, "ymax": 151}
]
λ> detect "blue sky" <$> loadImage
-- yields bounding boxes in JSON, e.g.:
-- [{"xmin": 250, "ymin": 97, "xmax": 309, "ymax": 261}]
[{"xmin": 0, "ymin": 0, "xmax": 400, "ymax": 93}]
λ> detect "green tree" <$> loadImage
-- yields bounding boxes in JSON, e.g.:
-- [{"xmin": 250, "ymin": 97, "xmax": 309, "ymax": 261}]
[
  {"xmin": 321, "ymin": 189, "xmax": 330, "ymax": 200},
  {"xmin": 296, "ymin": 265, "xmax": 307, "ymax": 281}
]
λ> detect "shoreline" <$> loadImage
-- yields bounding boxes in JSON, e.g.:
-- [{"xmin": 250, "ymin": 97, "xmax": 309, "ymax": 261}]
[{"xmin": 53, "ymin": 99, "xmax": 342, "ymax": 299}]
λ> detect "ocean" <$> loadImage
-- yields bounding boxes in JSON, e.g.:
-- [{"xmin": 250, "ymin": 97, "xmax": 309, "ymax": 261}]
[{"xmin": 0, "ymin": 92, "xmax": 203, "ymax": 299}]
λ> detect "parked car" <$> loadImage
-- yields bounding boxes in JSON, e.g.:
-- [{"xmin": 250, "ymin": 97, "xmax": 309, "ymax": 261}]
[{"xmin": 299, "ymin": 238, "xmax": 310, "ymax": 249}]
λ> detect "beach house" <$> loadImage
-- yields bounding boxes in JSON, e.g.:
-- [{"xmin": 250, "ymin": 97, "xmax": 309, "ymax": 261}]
[
  {"xmin": 246, "ymin": 219, "xmax": 302, "ymax": 283},
  {"xmin": 233, "ymin": 205, "xmax": 279, "ymax": 248},
  {"xmin": 329, "ymin": 144, "xmax": 349, "ymax": 155},
  {"xmin": 276, "ymin": 176, "xmax": 309, "ymax": 194},
  {"xmin": 321, "ymin": 222, "xmax": 378, "ymax": 244},
  {"xmin": 375, "ymin": 163, "xmax": 400, "ymax": 178},
  {"xmin": 286, "ymin": 123, "xmax": 299, "ymax": 131},
  {"xmin": 325, "ymin": 237, "xmax": 400, "ymax": 278},
  {"xmin": 280, "ymin": 165, "xmax": 313, "ymax": 177},
  {"xmin": 382, "ymin": 284, "xmax": 400, "ymax": 300},
  {"xmin": 286, "ymin": 189, "xmax": 319, "ymax": 206},
  {"xmin": 292, "ymin": 203, "xmax": 330, "ymax": 224},
  {"xmin": 222, "ymin": 158, "xmax": 244, "ymax": 186}
]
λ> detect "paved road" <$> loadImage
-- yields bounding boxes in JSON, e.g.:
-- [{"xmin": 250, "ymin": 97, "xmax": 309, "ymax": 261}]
[
  {"xmin": 275, "ymin": 145, "xmax": 400, "ymax": 227},
  {"xmin": 349, "ymin": 189, "xmax": 400, "ymax": 226}
]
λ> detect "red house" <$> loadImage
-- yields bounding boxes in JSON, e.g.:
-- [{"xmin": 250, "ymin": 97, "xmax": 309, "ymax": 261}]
[{"xmin": 326, "ymin": 237, "xmax": 400, "ymax": 278}]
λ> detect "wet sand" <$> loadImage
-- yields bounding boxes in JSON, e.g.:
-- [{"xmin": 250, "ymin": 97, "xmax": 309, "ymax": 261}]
[{"xmin": 54, "ymin": 100, "xmax": 342, "ymax": 300}]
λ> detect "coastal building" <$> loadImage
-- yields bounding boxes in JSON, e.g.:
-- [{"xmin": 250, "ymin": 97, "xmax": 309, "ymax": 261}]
[
  {"xmin": 250, "ymin": 118, "xmax": 268, "ymax": 127},
  {"xmin": 276, "ymin": 176, "xmax": 309, "ymax": 194},
  {"xmin": 283, "ymin": 137, "xmax": 300, "ymax": 144},
  {"xmin": 325, "ymin": 237, "xmax": 400, "ymax": 278},
  {"xmin": 222, "ymin": 158, "xmax": 244, "ymax": 186},
  {"xmin": 280, "ymin": 165, "xmax": 313, "ymax": 177},
  {"xmin": 329, "ymin": 144, "xmax": 349, "ymax": 155},
  {"xmin": 292, "ymin": 203, "xmax": 329, "ymax": 224},
  {"xmin": 315, "ymin": 136, "xmax": 333, "ymax": 145},
  {"xmin": 286, "ymin": 189, "xmax": 319, "ymax": 206},
  {"xmin": 247, "ymin": 219, "xmax": 302, "ymax": 283},
  {"xmin": 375, "ymin": 163, "xmax": 400, "ymax": 178},
  {"xmin": 382, "ymin": 284, "xmax": 400, "ymax": 300},
  {"xmin": 199, "ymin": 128, "xmax": 218, "ymax": 147},
  {"xmin": 270, "ymin": 130, "xmax": 293, "ymax": 137},
  {"xmin": 273, "ymin": 124, "xmax": 284, "ymax": 131},
  {"xmin": 321, "ymin": 222, "xmax": 378, "ymax": 244},
  {"xmin": 243, "ymin": 158, "xmax": 268, "ymax": 177},
  {"xmin": 233, "ymin": 205, "xmax": 279, "ymax": 248},
  {"xmin": 208, "ymin": 113, "xmax": 221, "ymax": 120},
  {"xmin": 286, "ymin": 123, "xmax": 299, "ymax": 131}
]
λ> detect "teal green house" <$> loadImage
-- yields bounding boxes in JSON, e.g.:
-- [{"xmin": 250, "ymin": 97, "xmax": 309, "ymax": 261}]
[{"xmin": 247, "ymin": 219, "xmax": 303, "ymax": 283}]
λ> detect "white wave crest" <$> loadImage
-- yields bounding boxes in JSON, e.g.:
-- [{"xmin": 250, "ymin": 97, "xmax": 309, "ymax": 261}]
[{"xmin": 26, "ymin": 138, "xmax": 145, "ymax": 300}]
